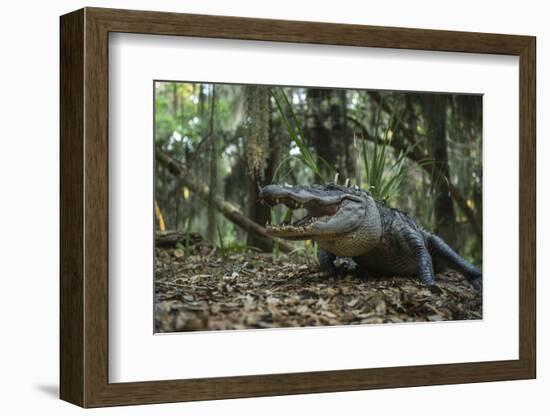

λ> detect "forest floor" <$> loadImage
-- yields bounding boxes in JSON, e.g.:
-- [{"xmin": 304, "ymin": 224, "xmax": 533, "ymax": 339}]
[{"xmin": 155, "ymin": 246, "xmax": 482, "ymax": 332}]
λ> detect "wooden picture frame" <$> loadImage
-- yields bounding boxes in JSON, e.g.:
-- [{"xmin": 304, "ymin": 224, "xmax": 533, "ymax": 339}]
[{"xmin": 60, "ymin": 7, "xmax": 536, "ymax": 408}]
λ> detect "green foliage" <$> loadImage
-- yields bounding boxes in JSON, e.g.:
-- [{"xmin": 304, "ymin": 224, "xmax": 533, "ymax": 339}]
[
  {"xmin": 360, "ymin": 101, "xmax": 416, "ymax": 203},
  {"xmin": 271, "ymin": 87, "xmax": 335, "ymax": 183},
  {"xmin": 286, "ymin": 240, "xmax": 317, "ymax": 265},
  {"xmin": 216, "ymin": 224, "xmax": 260, "ymax": 258}
]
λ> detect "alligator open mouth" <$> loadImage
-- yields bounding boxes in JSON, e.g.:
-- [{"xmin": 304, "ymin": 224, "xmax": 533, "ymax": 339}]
[{"xmin": 260, "ymin": 194, "xmax": 340, "ymax": 237}]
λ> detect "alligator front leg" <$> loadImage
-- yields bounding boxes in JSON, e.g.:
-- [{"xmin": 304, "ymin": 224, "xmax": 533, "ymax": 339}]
[{"xmin": 317, "ymin": 248, "xmax": 337, "ymax": 275}]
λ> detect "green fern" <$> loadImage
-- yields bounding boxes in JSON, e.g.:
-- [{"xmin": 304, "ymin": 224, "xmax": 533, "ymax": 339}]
[
  {"xmin": 271, "ymin": 87, "xmax": 335, "ymax": 183},
  {"xmin": 361, "ymin": 99, "xmax": 414, "ymax": 202}
]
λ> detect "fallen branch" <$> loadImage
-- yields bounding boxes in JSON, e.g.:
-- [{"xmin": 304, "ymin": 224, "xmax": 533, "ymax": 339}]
[
  {"xmin": 156, "ymin": 147, "xmax": 295, "ymax": 253},
  {"xmin": 155, "ymin": 231, "xmax": 202, "ymax": 248}
]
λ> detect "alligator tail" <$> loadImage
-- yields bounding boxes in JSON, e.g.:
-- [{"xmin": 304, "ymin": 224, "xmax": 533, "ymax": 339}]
[{"xmin": 426, "ymin": 233, "xmax": 482, "ymax": 292}]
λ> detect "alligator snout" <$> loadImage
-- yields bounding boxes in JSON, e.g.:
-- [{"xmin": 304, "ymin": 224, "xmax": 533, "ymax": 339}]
[{"xmin": 259, "ymin": 184, "xmax": 345, "ymax": 207}]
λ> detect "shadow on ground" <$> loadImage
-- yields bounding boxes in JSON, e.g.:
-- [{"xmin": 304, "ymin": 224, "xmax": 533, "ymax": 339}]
[{"xmin": 35, "ymin": 384, "xmax": 58, "ymax": 399}]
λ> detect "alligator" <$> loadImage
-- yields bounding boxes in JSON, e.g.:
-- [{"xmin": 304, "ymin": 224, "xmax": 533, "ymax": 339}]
[{"xmin": 259, "ymin": 182, "xmax": 482, "ymax": 291}]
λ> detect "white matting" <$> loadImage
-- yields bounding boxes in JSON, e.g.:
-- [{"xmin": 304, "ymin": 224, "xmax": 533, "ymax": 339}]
[{"xmin": 108, "ymin": 33, "xmax": 519, "ymax": 382}]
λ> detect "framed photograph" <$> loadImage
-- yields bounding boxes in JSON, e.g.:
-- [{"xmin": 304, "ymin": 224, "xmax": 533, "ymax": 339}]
[{"xmin": 60, "ymin": 7, "xmax": 536, "ymax": 407}]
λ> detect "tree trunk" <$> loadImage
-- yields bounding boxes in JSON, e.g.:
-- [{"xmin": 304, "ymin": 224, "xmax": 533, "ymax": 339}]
[
  {"xmin": 206, "ymin": 86, "xmax": 218, "ymax": 242},
  {"xmin": 305, "ymin": 89, "xmax": 350, "ymax": 179},
  {"xmin": 244, "ymin": 86, "xmax": 274, "ymax": 250},
  {"xmin": 423, "ymin": 94, "xmax": 456, "ymax": 246}
]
